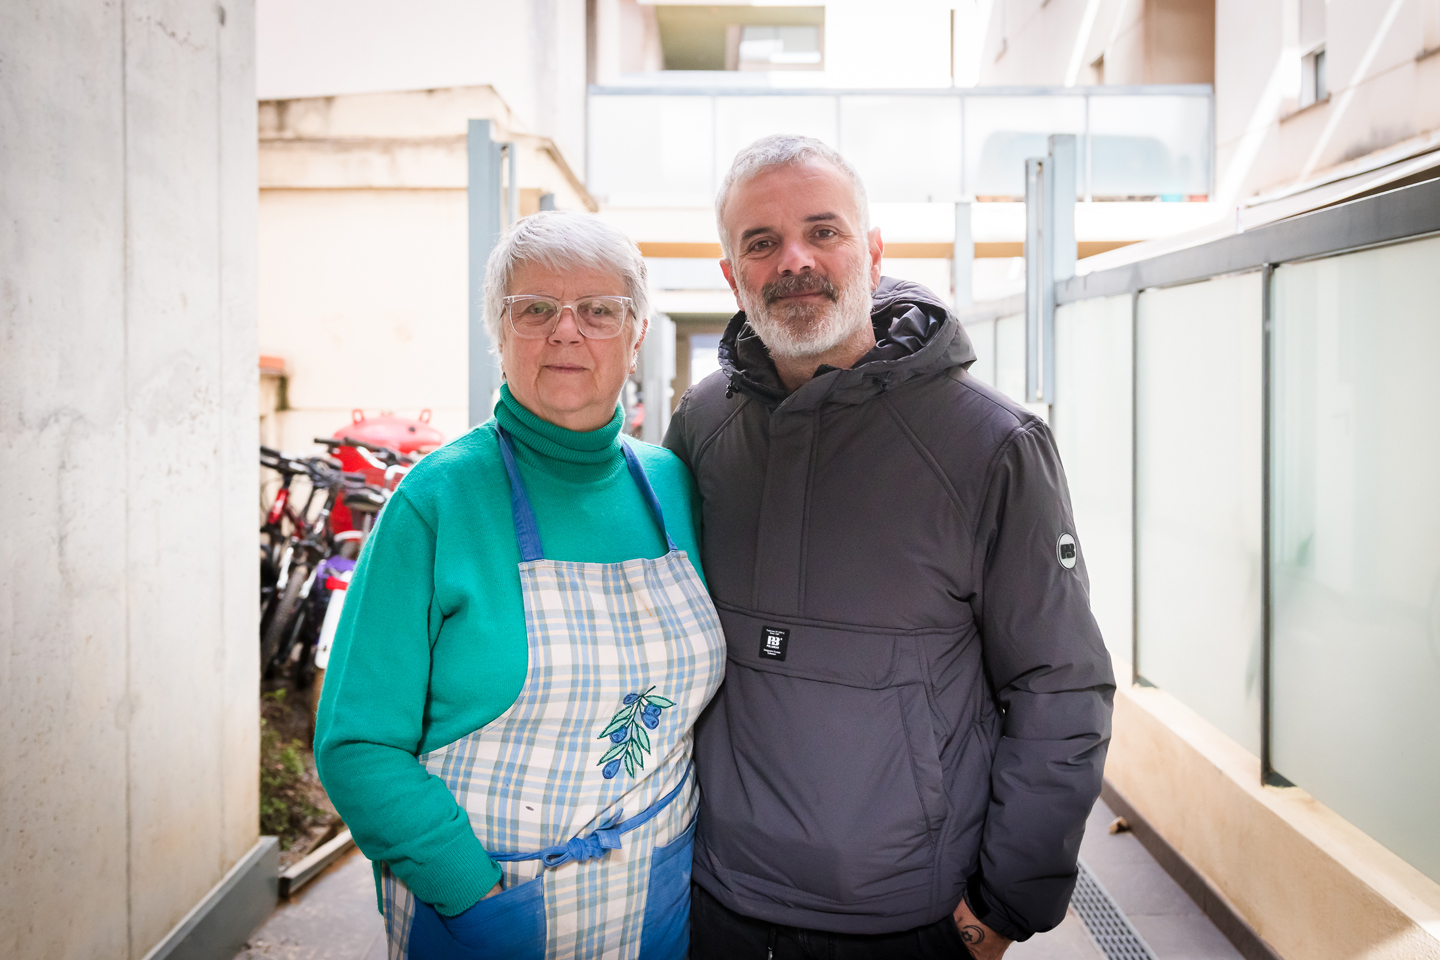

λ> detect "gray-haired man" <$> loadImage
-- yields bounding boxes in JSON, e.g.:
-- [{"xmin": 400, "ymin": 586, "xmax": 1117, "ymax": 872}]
[{"xmin": 664, "ymin": 135, "xmax": 1115, "ymax": 959}]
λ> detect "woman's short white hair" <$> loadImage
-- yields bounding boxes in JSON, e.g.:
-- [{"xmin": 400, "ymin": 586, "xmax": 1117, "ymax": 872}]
[
  {"xmin": 715, "ymin": 135, "xmax": 870, "ymax": 261},
  {"xmin": 483, "ymin": 210, "xmax": 650, "ymax": 352}
]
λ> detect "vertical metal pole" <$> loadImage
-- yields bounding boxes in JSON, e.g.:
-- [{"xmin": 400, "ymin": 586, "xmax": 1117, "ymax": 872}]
[
  {"xmin": 1260, "ymin": 263, "xmax": 1275, "ymax": 783},
  {"xmin": 507, "ymin": 142, "xmax": 519, "ymax": 226},
  {"xmin": 1130, "ymin": 289, "xmax": 1141, "ymax": 687},
  {"xmin": 468, "ymin": 119, "xmax": 505, "ymax": 427},
  {"xmin": 1045, "ymin": 135, "xmax": 1076, "ymax": 404},
  {"xmin": 1024, "ymin": 157, "xmax": 1045, "ymax": 403},
  {"xmin": 953, "ymin": 201, "xmax": 973, "ymax": 309},
  {"xmin": 640, "ymin": 314, "xmax": 676, "ymax": 445}
]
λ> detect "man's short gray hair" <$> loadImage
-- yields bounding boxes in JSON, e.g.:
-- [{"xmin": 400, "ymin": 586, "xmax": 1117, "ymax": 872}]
[
  {"xmin": 715, "ymin": 135, "xmax": 870, "ymax": 261},
  {"xmin": 483, "ymin": 210, "xmax": 650, "ymax": 352}
]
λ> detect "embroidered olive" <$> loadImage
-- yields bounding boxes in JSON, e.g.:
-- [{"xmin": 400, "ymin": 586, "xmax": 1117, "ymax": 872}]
[
  {"xmin": 643, "ymin": 704, "xmax": 661, "ymax": 717},
  {"xmin": 641, "ymin": 713, "xmax": 659, "ymax": 729},
  {"xmin": 602, "ymin": 759, "xmax": 622, "ymax": 779},
  {"xmin": 622, "ymin": 693, "xmax": 639, "ymax": 704},
  {"xmin": 609, "ymin": 727, "xmax": 628, "ymax": 743}
]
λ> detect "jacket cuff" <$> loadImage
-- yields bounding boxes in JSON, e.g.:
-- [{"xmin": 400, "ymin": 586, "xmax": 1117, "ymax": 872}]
[
  {"xmin": 964, "ymin": 875, "xmax": 1034, "ymax": 943},
  {"xmin": 407, "ymin": 830, "xmax": 503, "ymax": 917}
]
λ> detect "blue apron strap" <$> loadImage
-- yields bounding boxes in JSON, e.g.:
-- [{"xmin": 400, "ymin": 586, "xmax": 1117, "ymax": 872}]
[
  {"xmin": 494, "ymin": 426, "xmax": 545, "ymax": 562},
  {"xmin": 491, "ymin": 765, "xmax": 692, "ymax": 868},
  {"xmin": 620, "ymin": 440, "xmax": 679, "ymax": 554}
]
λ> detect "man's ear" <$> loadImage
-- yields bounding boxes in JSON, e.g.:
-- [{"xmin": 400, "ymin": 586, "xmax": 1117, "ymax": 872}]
[
  {"xmin": 867, "ymin": 227, "xmax": 884, "ymax": 289},
  {"xmin": 719, "ymin": 258, "xmax": 743, "ymax": 309}
]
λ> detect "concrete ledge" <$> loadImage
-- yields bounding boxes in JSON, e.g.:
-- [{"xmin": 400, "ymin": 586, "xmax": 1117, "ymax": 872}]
[
  {"xmin": 1107, "ymin": 683, "xmax": 1440, "ymax": 960},
  {"xmin": 279, "ymin": 828, "xmax": 356, "ymax": 899},
  {"xmin": 140, "ymin": 836, "xmax": 279, "ymax": 960}
]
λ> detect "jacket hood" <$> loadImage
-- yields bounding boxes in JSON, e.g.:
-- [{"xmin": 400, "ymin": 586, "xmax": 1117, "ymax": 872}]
[{"xmin": 717, "ymin": 276, "xmax": 976, "ymax": 408}]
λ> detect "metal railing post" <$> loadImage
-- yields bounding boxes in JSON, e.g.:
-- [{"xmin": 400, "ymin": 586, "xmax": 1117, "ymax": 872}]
[
  {"xmin": 1024, "ymin": 156, "xmax": 1046, "ymax": 403},
  {"xmin": 1025, "ymin": 136, "xmax": 1076, "ymax": 405},
  {"xmin": 468, "ymin": 120, "xmax": 505, "ymax": 427},
  {"xmin": 953, "ymin": 201, "xmax": 973, "ymax": 308}
]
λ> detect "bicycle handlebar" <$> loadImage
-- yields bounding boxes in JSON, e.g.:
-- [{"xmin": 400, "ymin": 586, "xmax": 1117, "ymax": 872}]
[{"xmin": 314, "ymin": 435, "xmax": 415, "ymax": 466}]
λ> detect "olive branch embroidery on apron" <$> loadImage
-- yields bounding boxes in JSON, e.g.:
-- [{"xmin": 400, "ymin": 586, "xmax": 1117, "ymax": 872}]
[{"xmin": 597, "ymin": 686, "xmax": 675, "ymax": 779}]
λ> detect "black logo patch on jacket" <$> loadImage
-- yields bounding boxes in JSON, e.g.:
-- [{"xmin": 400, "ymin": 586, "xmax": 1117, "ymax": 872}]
[{"xmin": 759, "ymin": 627, "xmax": 789, "ymax": 661}]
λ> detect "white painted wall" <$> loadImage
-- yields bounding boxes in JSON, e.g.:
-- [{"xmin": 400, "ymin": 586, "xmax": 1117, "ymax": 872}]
[
  {"xmin": 257, "ymin": 0, "xmax": 589, "ymax": 178},
  {"xmin": 258, "ymin": 189, "xmax": 471, "ymax": 452},
  {"xmin": 0, "ymin": 1, "xmax": 258, "ymax": 957}
]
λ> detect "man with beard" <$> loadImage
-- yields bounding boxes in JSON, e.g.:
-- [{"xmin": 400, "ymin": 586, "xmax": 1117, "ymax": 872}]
[{"xmin": 664, "ymin": 135, "xmax": 1115, "ymax": 960}]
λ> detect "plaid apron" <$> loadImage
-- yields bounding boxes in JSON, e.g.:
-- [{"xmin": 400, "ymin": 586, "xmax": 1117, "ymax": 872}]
[{"xmin": 382, "ymin": 426, "xmax": 725, "ymax": 960}]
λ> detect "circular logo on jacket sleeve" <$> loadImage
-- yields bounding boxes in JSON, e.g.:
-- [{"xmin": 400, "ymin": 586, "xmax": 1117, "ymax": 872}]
[{"xmin": 1056, "ymin": 533, "xmax": 1078, "ymax": 569}]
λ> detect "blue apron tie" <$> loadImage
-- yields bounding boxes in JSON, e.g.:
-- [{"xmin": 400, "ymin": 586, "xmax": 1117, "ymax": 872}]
[
  {"xmin": 495, "ymin": 425, "xmax": 678, "ymax": 560},
  {"xmin": 491, "ymin": 765, "xmax": 692, "ymax": 869}
]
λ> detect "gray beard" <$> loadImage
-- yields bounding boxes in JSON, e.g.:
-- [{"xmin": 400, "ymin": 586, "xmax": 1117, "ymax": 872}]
[{"xmin": 741, "ymin": 263, "xmax": 873, "ymax": 361}]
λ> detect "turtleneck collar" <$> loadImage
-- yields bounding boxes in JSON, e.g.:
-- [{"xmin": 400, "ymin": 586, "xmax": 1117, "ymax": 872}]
[{"xmin": 494, "ymin": 384, "xmax": 626, "ymax": 483}]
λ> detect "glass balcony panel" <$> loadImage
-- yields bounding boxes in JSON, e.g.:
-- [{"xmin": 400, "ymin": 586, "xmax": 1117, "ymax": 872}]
[
  {"xmin": 714, "ymin": 96, "xmax": 839, "ymax": 178},
  {"xmin": 962, "ymin": 318, "xmax": 996, "ymax": 387},
  {"xmin": 588, "ymin": 95, "xmax": 715, "ymax": 205},
  {"xmin": 994, "ymin": 310, "xmax": 1027, "ymax": 403},
  {"xmin": 1055, "ymin": 296, "xmax": 1133, "ymax": 667},
  {"xmin": 1136, "ymin": 273, "xmax": 1263, "ymax": 753},
  {"xmin": 839, "ymin": 97, "xmax": 962, "ymax": 203},
  {"xmin": 1271, "ymin": 235, "xmax": 1440, "ymax": 885},
  {"xmin": 964, "ymin": 97, "xmax": 1085, "ymax": 199},
  {"xmin": 1088, "ymin": 95, "xmax": 1211, "ymax": 198}
]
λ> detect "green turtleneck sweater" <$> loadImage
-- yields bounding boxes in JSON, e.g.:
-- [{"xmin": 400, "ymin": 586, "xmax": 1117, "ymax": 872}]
[{"xmin": 314, "ymin": 387, "xmax": 704, "ymax": 917}]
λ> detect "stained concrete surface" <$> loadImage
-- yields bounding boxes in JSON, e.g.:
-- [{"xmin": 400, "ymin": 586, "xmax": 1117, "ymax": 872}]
[
  {"xmin": 236, "ymin": 847, "xmax": 386, "ymax": 960},
  {"xmin": 236, "ymin": 798, "xmax": 1245, "ymax": 959}
]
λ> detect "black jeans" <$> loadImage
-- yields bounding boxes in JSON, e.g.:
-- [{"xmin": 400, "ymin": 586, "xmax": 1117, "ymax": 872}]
[{"xmin": 690, "ymin": 882, "xmax": 975, "ymax": 960}]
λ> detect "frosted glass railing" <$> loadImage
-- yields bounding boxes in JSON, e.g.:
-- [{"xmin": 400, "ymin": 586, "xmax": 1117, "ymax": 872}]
[
  {"xmin": 1271, "ymin": 235, "xmax": 1440, "ymax": 885},
  {"xmin": 1054, "ymin": 296, "xmax": 1134, "ymax": 667},
  {"xmin": 588, "ymin": 87, "xmax": 1212, "ymax": 205},
  {"xmin": 1135, "ymin": 274, "xmax": 1264, "ymax": 753}
]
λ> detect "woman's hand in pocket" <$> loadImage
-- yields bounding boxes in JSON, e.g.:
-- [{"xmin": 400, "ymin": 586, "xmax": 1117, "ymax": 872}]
[{"xmin": 482, "ymin": 881, "xmax": 503, "ymax": 900}]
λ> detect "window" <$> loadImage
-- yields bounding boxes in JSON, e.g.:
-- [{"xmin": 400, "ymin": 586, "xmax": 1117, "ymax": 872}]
[
  {"xmin": 729, "ymin": 25, "xmax": 822, "ymax": 71},
  {"xmin": 1300, "ymin": 47, "xmax": 1327, "ymax": 107},
  {"xmin": 1298, "ymin": 0, "xmax": 1326, "ymax": 107},
  {"xmin": 654, "ymin": 6, "xmax": 823, "ymax": 72}
]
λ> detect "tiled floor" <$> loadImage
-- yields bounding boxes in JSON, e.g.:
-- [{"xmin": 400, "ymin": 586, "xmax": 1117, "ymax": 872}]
[{"xmin": 235, "ymin": 797, "xmax": 1244, "ymax": 960}]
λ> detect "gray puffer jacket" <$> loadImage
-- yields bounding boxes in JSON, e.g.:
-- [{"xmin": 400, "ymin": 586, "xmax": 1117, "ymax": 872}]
[{"xmin": 664, "ymin": 277, "xmax": 1115, "ymax": 940}]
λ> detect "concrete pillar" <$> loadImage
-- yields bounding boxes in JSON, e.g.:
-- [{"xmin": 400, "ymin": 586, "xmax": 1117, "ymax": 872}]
[{"xmin": 0, "ymin": 1, "xmax": 258, "ymax": 956}]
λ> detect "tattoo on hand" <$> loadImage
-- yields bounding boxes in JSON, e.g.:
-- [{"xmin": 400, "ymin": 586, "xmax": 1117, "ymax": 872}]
[{"xmin": 961, "ymin": 924, "xmax": 985, "ymax": 945}]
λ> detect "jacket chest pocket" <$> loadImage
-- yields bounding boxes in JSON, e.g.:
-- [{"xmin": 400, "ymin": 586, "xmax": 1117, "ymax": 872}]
[{"xmin": 700, "ymin": 606, "xmax": 955, "ymax": 902}]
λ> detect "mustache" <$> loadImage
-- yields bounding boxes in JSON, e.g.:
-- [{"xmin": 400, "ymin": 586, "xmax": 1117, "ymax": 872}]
[{"xmin": 762, "ymin": 273, "xmax": 838, "ymax": 304}]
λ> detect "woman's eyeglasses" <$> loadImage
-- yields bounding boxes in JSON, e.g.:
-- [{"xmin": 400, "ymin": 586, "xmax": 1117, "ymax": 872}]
[{"xmin": 503, "ymin": 295, "xmax": 633, "ymax": 340}]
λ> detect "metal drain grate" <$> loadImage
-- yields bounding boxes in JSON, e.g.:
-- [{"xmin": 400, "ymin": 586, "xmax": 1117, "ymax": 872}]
[{"xmin": 1070, "ymin": 858, "xmax": 1158, "ymax": 960}]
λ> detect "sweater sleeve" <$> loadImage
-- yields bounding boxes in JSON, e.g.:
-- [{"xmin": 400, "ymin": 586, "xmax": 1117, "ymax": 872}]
[
  {"xmin": 314, "ymin": 491, "xmax": 501, "ymax": 916},
  {"xmin": 965, "ymin": 422, "xmax": 1116, "ymax": 941}
]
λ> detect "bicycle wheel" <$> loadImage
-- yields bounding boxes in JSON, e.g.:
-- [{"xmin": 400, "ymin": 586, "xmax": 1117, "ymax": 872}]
[{"xmin": 260, "ymin": 561, "xmax": 310, "ymax": 675}]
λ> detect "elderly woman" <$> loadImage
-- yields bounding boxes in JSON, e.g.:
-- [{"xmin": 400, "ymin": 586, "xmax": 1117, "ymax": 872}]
[{"xmin": 315, "ymin": 211, "xmax": 725, "ymax": 960}]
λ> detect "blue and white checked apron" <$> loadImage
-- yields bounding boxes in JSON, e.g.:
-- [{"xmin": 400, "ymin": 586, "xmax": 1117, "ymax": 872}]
[{"xmin": 381, "ymin": 426, "xmax": 726, "ymax": 960}]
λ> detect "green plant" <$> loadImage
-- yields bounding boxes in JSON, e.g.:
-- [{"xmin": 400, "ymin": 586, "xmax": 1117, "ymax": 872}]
[{"xmin": 259, "ymin": 689, "xmax": 322, "ymax": 848}]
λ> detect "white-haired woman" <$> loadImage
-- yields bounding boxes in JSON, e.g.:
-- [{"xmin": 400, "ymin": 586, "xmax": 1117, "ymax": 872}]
[{"xmin": 316, "ymin": 211, "xmax": 725, "ymax": 960}]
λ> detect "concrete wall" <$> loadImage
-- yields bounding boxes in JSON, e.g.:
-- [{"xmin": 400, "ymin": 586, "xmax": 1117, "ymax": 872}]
[
  {"xmin": 0, "ymin": 1, "xmax": 259, "ymax": 957},
  {"xmin": 1215, "ymin": 0, "xmax": 1440, "ymax": 203},
  {"xmin": 976, "ymin": 0, "xmax": 1214, "ymax": 87},
  {"xmin": 969, "ymin": 0, "xmax": 1440, "ymax": 204}
]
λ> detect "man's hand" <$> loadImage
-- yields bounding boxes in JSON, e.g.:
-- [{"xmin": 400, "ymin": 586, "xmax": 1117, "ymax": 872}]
[{"xmin": 953, "ymin": 897, "xmax": 1012, "ymax": 960}]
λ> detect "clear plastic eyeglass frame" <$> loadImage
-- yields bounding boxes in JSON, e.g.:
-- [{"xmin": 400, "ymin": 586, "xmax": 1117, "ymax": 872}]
[{"xmin": 502, "ymin": 295, "xmax": 634, "ymax": 340}]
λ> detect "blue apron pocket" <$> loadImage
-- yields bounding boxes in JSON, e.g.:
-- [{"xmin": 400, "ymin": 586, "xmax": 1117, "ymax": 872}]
[
  {"xmin": 408, "ymin": 875, "xmax": 546, "ymax": 960},
  {"xmin": 637, "ymin": 818, "xmax": 696, "ymax": 960}
]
